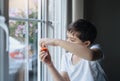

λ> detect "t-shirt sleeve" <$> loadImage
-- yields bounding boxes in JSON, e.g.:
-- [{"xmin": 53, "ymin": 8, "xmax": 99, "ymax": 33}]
[{"xmin": 60, "ymin": 54, "xmax": 67, "ymax": 72}]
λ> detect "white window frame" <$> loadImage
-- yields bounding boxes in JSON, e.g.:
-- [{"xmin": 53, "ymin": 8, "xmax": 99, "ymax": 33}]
[{"xmin": 38, "ymin": 0, "xmax": 67, "ymax": 81}]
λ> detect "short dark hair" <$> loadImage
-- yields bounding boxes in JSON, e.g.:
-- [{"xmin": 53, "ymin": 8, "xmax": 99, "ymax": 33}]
[{"xmin": 67, "ymin": 19, "xmax": 97, "ymax": 44}]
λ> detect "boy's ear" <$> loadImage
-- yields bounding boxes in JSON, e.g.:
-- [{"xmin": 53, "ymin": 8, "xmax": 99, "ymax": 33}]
[{"xmin": 84, "ymin": 41, "xmax": 91, "ymax": 46}]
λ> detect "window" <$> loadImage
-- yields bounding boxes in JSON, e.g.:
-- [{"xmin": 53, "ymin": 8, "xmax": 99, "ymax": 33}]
[
  {"xmin": 8, "ymin": 0, "xmax": 67, "ymax": 81},
  {"xmin": 38, "ymin": 0, "xmax": 67, "ymax": 81},
  {"xmin": 9, "ymin": 0, "xmax": 41, "ymax": 81}
]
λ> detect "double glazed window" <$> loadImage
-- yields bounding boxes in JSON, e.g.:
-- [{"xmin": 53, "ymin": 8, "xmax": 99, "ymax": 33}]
[{"xmin": 8, "ymin": 0, "xmax": 67, "ymax": 81}]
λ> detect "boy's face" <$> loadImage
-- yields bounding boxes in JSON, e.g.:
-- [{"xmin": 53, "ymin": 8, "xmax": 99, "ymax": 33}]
[
  {"xmin": 66, "ymin": 31, "xmax": 84, "ymax": 45},
  {"xmin": 66, "ymin": 31, "xmax": 91, "ymax": 47}
]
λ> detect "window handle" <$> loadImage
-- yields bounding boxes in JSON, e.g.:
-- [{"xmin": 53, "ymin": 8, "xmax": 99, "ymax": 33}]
[{"xmin": 43, "ymin": 20, "xmax": 52, "ymax": 25}]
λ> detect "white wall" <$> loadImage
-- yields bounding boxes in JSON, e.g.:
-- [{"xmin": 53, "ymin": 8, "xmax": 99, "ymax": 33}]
[{"xmin": 72, "ymin": 0, "xmax": 84, "ymax": 21}]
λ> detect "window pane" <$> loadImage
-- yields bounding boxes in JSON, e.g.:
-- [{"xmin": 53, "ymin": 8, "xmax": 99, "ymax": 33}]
[
  {"xmin": 29, "ymin": 0, "xmax": 38, "ymax": 19},
  {"xmin": 9, "ymin": 20, "xmax": 39, "ymax": 81},
  {"xmin": 9, "ymin": 20, "xmax": 26, "ymax": 42},
  {"xmin": 9, "ymin": 0, "xmax": 40, "ymax": 81},
  {"xmin": 9, "ymin": 20, "xmax": 26, "ymax": 81},
  {"xmin": 28, "ymin": 21, "xmax": 38, "ymax": 81},
  {"xmin": 48, "ymin": 0, "xmax": 55, "ymax": 21},
  {"xmin": 9, "ymin": 0, "xmax": 27, "ymax": 18}
]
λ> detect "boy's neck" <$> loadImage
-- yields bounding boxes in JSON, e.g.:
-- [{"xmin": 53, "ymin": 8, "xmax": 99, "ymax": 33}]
[{"xmin": 71, "ymin": 54, "xmax": 81, "ymax": 65}]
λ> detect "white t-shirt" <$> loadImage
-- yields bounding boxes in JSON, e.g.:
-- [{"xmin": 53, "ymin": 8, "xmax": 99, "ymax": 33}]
[{"xmin": 60, "ymin": 44, "xmax": 108, "ymax": 81}]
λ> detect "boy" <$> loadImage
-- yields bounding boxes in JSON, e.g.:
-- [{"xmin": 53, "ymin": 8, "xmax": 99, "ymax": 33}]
[{"xmin": 39, "ymin": 19, "xmax": 108, "ymax": 81}]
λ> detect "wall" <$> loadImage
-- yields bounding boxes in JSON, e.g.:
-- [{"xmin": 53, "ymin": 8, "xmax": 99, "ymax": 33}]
[
  {"xmin": 84, "ymin": 0, "xmax": 120, "ymax": 81},
  {"xmin": 67, "ymin": 0, "xmax": 72, "ymax": 25},
  {"xmin": 0, "ymin": 0, "xmax": 3, "ymax": 15},
  {"xmin": 72, "ymin": 0, "xmax": 83, "ymax": 21},
  {"xmin": 0, "ymin": 0, "xmax": 8, "ymax": 21}
]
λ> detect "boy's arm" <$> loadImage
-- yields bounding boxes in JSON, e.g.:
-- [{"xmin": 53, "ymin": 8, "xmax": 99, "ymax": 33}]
[
  {"xmin": 40, "ymin": 48, "xmax": 69, "ymax": 81},
  {"xmin": 57, "ymin": 40, "xmax": 103, "ymax": 61},
  {"xmin": 47, "ymin": 63, "xmax": 70, "ymax": 81},
  {"xmin": 55, "ymin": 39, "xmax": 94, "ymax": 60},
  {"xmin": 60, "ymin": 72, "xmax": 70, "ymax": 81},
  {"xmin": 40, "ymin": 38, "xmax": 102, "ymax": 61}
]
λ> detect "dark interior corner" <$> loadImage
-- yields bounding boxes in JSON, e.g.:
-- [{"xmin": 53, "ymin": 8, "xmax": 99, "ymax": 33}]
[{"xmin": 84, "ymin": 0, "xmax": 120, "ymax": 81}]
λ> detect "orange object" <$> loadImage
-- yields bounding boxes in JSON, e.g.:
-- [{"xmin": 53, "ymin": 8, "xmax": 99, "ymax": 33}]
[
  {"xmin": 10, "ymin": 51, "xmax": 19, "ymax": 58},
  {"xmin": 41, "ymin": 47, "xmax": 48, "ymax": 51}
]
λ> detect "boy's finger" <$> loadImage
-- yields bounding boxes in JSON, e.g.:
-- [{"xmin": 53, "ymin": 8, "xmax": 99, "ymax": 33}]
[
  {"xmin": 39, "ymin": 52, "xmax": 46, "ymax": 60},
  {"xmin": 40, "ymin": 53, "xmax": 45, "ymax": 59},
  {"xmin": 42, "ymin": 53, "xmax": 48, "ymax": 61},
  {"xmin": 40, "ymin": 51, "xmax": 46, "ymax": 54}
]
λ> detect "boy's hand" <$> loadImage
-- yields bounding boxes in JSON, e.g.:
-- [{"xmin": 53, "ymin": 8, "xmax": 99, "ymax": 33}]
[
  {"xmin": 39, "ymin": 47, "xmax": 52, "ymax": 66},
  {"xmin": 40, "ymin": 38, "xmax": 59, "ymax": 47}
]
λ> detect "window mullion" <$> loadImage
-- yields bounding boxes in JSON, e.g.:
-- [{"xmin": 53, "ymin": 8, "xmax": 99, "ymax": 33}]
[
  {"xmin": 43, "ymin": 0, "xmax": 49, "ymax": 81},
  {"xmin": 37, "ymin": 0, "xmax": 42, "ymax": 81},
  {"xmin": 24, "ymin": 0, "xmax": 29, "ymax": 81}
]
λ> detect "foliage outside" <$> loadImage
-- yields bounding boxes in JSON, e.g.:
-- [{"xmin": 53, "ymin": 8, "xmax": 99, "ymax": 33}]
[{"xmin": 9, "ymin": 9, "xmax": 38, "ymax": 43}]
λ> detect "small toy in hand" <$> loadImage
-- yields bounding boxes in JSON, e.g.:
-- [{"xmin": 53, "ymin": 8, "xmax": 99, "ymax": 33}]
[{"xmin": 40, "ymin": 47, "xmax": 48, "ymax": 52}]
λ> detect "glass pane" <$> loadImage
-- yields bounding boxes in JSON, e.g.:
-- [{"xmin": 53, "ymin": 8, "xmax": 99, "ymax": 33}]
[
  {"xmin": 9, "ymin": 0, "xmax": 41, "ymax": 81},
  {"xmin": 48, "ymin": 0, "xmax": 55, "ymax": 21},
  {"xmin": 9, "ymin": 0, "xmax": 27, "ymax": 18},
  {"xmin": 9, "ymin": 21, "xmax": 39, "ymax": 81},
  {"xmin": 9, "ymin": 20, "xmax": 26, "ymax": 81},
  {"xmin": 48, "ymin": 0, "xmax": 55, "ymax": 38},
  {"xmin": 29, "ymin": 0, "xmax": 38, "ymax": 19},
  {"xmin": 28, "ymin": 22, "xmax": 38, "ymax": 81},
  {"xmin": 9, "ymin": 20, "xmax": 26, "ymax": 42}
]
